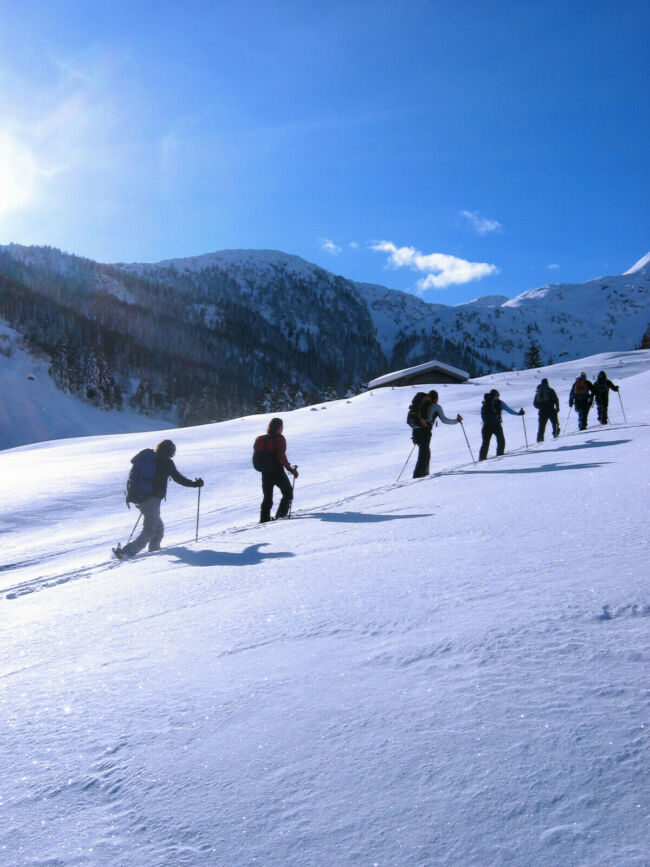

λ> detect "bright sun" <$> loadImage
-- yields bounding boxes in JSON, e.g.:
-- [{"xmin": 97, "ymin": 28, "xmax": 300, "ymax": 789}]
[{"xmin": 0, "ymin": 133, "xmax": 38, "ymax": 217}]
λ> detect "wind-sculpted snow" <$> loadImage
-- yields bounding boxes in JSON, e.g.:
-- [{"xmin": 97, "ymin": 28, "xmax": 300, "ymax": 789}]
[{"xmin": 0, "ymin": 351, "xmax": 648, "ymax": 865}]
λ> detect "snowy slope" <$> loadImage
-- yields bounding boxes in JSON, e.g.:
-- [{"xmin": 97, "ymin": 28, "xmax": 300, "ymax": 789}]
[
  {"xmin": 1, "ymin": 351, "xmax": 648, "ymax": 866},
  {"xmin": 0, "ymin": 322, "xmax": 172, "ymax": 451}
]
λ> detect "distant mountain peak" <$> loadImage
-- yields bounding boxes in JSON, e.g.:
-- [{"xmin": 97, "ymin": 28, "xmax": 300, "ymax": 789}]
[{"xmin": 624, "ymin": 252, "xmax": 650, "ymax": 274}]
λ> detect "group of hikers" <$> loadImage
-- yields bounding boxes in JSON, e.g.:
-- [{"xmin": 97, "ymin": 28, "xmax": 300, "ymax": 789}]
[
  {"xmin": 406, "ymin": 369, "xmax": 621, "ymax": 478},
  {"xmin": 113, "ymin": 369, "xmax": 621, "ymax": 560}
]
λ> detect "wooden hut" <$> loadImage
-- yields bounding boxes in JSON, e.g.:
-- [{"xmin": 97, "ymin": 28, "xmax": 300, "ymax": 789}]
[{"xmin": 368, "ymin": 359, "xmax": 469, "ymax": 390}]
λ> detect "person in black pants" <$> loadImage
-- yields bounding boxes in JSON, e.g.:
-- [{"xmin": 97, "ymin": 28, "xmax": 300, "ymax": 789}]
[
  {"xmin": 534, "ymin": 378, "xmax": 560, "ymax": 441},
  {"xmin": 478, "ymin": 390, "xmax": 524, "ymax": 460},
  {"xmin": 258, "ymin": 417, "xmax": 298, "ymax": 522},
  {"xmin": 591, "ymin": 370, "xmax": 619, "ymax": 424},
  {"xmin": 569, "ymin": 372, "xmax": 594, "ymax": 431},
  {"xmin": 409, "ymin": 390, "xmax": 462, "ymax": 478}
]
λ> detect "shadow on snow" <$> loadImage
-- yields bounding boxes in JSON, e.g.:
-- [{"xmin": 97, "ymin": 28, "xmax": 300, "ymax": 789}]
[
  {"xmin": 534, "ymin": 438, "xmax": 631, "ymax": 453},
  {"xmin": 297, "ymin": 511, "xmax": 434, "ymax": 524},
  {"xmin": 165, "ymin": 543, "xmax": 294, "ymax": 567},
  {"xmin": 450, "ymin": 461, "xmax": 611, "ymax": 476}
]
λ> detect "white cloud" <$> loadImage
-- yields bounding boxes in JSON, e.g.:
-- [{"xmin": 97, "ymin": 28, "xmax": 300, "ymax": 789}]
[
  {"xmin": 460, "ymin": 210, "xmax": 502, "ymax": 235},
  {"xmin": 320, "ymin": 238, "xmax": 341, "ymax": 255},
  {"xmin": 349, "ymin": 241, "xmax": 359, "ymax": 249},
  {"xmin": 547, "ymin": 263, "xmax": 560, "ymax": 270},
  {"xmin": 370, "ymin": 240, "xmax": 499, "ymax": 291}
]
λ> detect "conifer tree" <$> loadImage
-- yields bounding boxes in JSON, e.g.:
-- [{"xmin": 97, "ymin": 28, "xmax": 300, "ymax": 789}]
[{"xmin": 524, "ymin": 339, "xmax": 543, "ymax": 369}]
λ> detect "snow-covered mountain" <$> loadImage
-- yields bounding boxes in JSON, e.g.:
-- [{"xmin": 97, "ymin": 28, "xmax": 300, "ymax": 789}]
[
  {"xmin": 384, "ymin": 260, "xmax": 650, "ymax": 372},
  {"xmin": 2, "ymin": 350, "xmax": 648, "ymax": 865},
  {"xmin": 0, "ymin": 243, "xmax": 648, "ymax": 447}
]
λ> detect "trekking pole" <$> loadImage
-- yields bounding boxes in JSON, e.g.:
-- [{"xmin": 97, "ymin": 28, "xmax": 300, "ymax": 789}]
[
  {"xmin": 288, "ymin": 469, "xmax": 297, "ymax": 517},
  {"xmin": 521, "ymin": 412, "xmax": 529, "ymax": 449},
  {"xmin": 127, "ymin": 512, "xmax": 142, "ymax": 543},
  {"xmin": 195, "ymin": 486, "xmax": 201, "ymax": 543},
  {"xmin": 459, "ymin": 421, "xmax": 476, "ymax": 466},
  {"xmin": 617, "ymin": 389, "xmax": 627, "ymax": 423},
  {"xmin": 396, "ymin": 444, "xmax": 416, "ymax": 482},
  {"xmin": 563, "ymin": 406, "xmax": 572, "ymax": 436}
]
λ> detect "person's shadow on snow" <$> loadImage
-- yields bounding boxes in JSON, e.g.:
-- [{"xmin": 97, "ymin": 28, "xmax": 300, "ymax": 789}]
[
  {"xmin": 451, "ymin": 461, "xmax": 610, "ymax": 476},
  {"xmin": 298, "ymin": 511, "xmax": 434, "ymax": 524},
  {"xmin": 165, "ymin": 544, "xmax": 294, "ymax": 567},
  {"xmin": 535, "ymin": 438, "xmax": 631, "ymax": 454}
]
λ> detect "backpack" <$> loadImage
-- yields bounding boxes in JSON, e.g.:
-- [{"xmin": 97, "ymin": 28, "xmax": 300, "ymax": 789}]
[
  {"xmin": 481, "ymin": 393, "xmax": 501, "ymax": 424},
  {"xmin": 252, "ymin": 435, "xmax": 277, "ymax": 472},
  {"xmin": 406, "ymin": 392, "xmax": 430, "ymax": 428},
  {"xmin": 573, "ymin": 378, "xmax": 590, "ymax": 397},
  {"xmin": 534, "ymin": 383, "xmax": 550, "ymax": 408},
  {"xmin": 126, "ymin": 448, "xmax": 157, "ymax": 504}
]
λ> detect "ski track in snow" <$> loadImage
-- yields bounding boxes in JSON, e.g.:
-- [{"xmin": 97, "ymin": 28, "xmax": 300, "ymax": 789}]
[
  {"xmin": 2, "ymin": 420, "xmax": 644, "ymax": 603},
  {"xmin": 1, "ymin": 351, "xmax": 649, "ymax": 866}
]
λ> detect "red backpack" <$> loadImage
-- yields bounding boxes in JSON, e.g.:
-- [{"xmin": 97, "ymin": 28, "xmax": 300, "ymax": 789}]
[
  {"xmin": 252, "ymin": 435, "xmax": 277, "ymax": 472},
  {"xmin": 574, "ymin": 378, "xmax": 590, "ymax": 397}
]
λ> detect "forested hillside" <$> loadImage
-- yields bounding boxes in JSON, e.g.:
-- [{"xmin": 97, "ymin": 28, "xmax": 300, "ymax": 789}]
[
  {"xmin": 1, "ymin": 244, "xmax": 648, "ymax": 428},
  {"xmin": 0, "ymin": 246, "xmax": 387, "ymax": 423}
]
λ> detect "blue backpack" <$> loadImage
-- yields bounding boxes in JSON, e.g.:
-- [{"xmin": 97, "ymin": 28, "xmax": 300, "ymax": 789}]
[{"xmin": 126, "ymin": 448, "xmax": 157, "ymax": 504}]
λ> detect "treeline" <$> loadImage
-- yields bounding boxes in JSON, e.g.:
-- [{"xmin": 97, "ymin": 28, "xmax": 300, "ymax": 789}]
[{"xmin": 0, "ymin": 250, "xmax": 385, "ymax": 423}]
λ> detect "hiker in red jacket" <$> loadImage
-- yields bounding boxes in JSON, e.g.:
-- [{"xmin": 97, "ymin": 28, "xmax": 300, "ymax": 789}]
[{"xmin": 258, "ymin": 418, "xmax": 298, "ymax": 523}]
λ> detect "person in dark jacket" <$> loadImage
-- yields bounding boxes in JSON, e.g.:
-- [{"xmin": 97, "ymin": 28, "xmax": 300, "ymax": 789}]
[
  {"xmin": 569, "ymin": 372, "xmax": 594, "ymax": 431},
  {"xmin": 478, "ymin": 389, "xmax": 525, "ymax": 460},
  {"xmin": 591, "ymin": 370, "xmax": 619, "ymax": 424},
  {"xmin": 115, "ymin": 439, "xmax": 203, "ymax": 559},
  {"xmin": 410, "ymin": 390, "xmax": 462, "ymax": 478},
  {"xmin": 534, "ymin": 377, "xmax": 560, "ymax": 441},
  {"xmin": 260, "ymin": 418, "xmax": 298, "ymax": 523}
]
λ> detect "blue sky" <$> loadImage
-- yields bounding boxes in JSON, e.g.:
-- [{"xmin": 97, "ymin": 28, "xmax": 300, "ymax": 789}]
[{"xmin": 0, "ymin": 0, "xmax": 647, "ymax": 304}]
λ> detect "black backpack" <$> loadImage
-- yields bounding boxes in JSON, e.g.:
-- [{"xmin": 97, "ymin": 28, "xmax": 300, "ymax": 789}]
[
  {"xmin": 406, "ymin": 392, "xmax": 430, "ymax": 428},
  {"xmin": 252, "ymin": 435, "xmax": 277, "ymax": 472},
  {"xmin": 481, "ymin": 393, "xmax": 501, "ymax": 424},
  {"xmin": 534, "ymin": 383, "xmax": 549, "ymax": 408},
  {"xmin": 126, "ymin": 448, "xmax": 157, "ymax": 504}
]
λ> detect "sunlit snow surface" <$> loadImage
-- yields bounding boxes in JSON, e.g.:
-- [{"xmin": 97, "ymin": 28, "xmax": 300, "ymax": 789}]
[{"xmin": 1, "ymin": 351, "xmax": 648, "ymax": 866}]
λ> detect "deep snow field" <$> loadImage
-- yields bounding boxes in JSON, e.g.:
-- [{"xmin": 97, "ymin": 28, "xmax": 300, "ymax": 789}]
[{"xmin": 1, "ymin": 351, "xmax": 648, "ymax": 866}]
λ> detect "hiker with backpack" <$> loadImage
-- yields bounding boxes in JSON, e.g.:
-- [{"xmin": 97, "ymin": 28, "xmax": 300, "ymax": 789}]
[
  {"xmin": 591, "ymin": 370, "xmax": 619, "ymax": 424},
  {"xmin": 406, "ymin": 390, "xmax": 462, "ymax": 478},
  {"xmin": 113, "ymin": 439, "xmax": 203, "ymax": 559},
  {"xmin": 533, "ymin": 377, "xmax": 560, "ymax": 441},
  {"xmin": 478, "ymin": 389, "xmax": 525, "ymax": 461},
  {"xmin": 568, "ymin": 372, "xmax": 594, "ymax": 431},
  {"xmin": 253, "ymin": 417, "xmax": 298, "ymax": 523}
]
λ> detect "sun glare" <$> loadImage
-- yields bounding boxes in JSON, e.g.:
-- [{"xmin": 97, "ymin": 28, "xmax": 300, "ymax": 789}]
[{"xmin": 0, "ymin": 133, "xmax": 38, "ymax": 217}]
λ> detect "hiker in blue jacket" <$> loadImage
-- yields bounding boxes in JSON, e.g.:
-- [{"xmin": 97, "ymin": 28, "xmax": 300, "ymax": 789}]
[
  {"xmin": 114, "ymin": 439, "xmax": 203, "ymax": 559},
  {"xmin": 478, "ymin": 389, "xmax": 524, "ymax": 460}
]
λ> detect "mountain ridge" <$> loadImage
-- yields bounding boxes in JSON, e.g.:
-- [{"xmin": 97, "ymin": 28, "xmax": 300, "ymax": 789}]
[{"xmin": 0, "ymin": 243, "xmax": 648, "ymax": 430}]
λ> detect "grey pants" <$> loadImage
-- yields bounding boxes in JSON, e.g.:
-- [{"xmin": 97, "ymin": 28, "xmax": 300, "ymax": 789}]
[{"xmin": 123, "ymin": 497, "xmax": 164, "ymax": 557}]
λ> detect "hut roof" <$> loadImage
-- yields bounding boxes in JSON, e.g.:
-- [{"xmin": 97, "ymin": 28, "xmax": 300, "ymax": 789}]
[{"xmin": 368, "ymin": 359, "xmax": 469, "ymax": 389}]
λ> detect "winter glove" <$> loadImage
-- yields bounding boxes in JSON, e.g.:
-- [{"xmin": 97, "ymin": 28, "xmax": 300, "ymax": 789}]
[
  {"xmin": 519, "ymin": 409, "xmax": 525, "ymax": 415},
  {"xmin": 569, "ymin": 399, "xmax": 573, "ymax": 407},
  {"xmin": 456, "ymin": 414, "xmax": 463, "ymax": 422},
  {"xmin": 194, "ymin": 478, "xmax": 204, "ymax": 487},
  {"xmin": 291, "ymin": 466, "xmax": 299, "ymax": 478}
]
